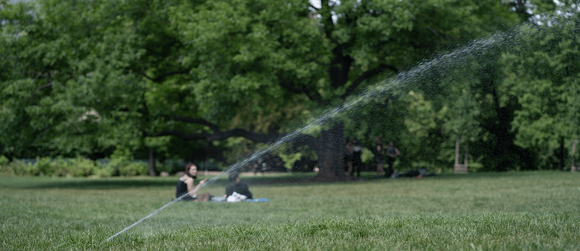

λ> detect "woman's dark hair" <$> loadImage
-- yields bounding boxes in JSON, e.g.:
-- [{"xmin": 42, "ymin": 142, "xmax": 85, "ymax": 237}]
[
  {"xmin": 228, "ymin": 171, "xmax": 240, "ymax": 184},
  {"xmin": 185, "ymin": 163, "xmax": 197, "ymax": 178}
]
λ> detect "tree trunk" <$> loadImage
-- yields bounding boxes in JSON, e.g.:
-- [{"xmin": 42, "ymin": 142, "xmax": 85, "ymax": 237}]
[
  {"xmin": 315, "ymin": 123, "xmax": 346, "ymax": 179},
  {"xmin": 292, "ymin": 123, "xmax": 347, "ymax": 181},
  {"xmin": 149, "ymin": 147, "xmax": 157, "ymax": 177}
]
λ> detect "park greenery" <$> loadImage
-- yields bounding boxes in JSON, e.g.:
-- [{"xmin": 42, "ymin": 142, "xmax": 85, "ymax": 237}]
[
  {"xmin": 0, "ymin": 172, "xmax": 579, "ymax": 249},
  {"xmin": 1, "ymin": 0, "xmax": 579, "ymax": 176}
]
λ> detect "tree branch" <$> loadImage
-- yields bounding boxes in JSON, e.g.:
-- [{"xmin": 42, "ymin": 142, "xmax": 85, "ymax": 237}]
[
  {"xmin": 207, "ymin": 128, "xmax": 286, "ymax": 143},
  {"xmin": 340, "ymin": 64, "xmax": 399, "ymax": 99},
  {"xmin": 164, "ymin": 115, "xmax": 221, "ymax": 132},
  {"xmin": 150, "ymin": 130, "xmax": 210, "ymax": 141},
  {"xmin": 424, "ymin": 26, "xmax": 439, "ymax": 37},
  {"xmin": 156, "ymin": 115, "xmax": 287, "ymax": 143},
  {"xmin": 279, "ymin": 80, "xmax": 323, "ymax": 103},
  {"xmin": 301, "ymin": 85, "xmax": 323, "ymax": 103},
  {"xmin": 279, "ymin": 80, "xmax": 302, "ymax": 94},
  {"xmin": 149, "ymin": 128, "xmax": 286, "ymax": 143},
  {"xmin": 35, "ymin": 82, "xmax": 53, "ymax": 91},
  {"xmin": 424, "ymin": 26, "xmax": 456, "ymax": 41},
  {"xmin": 142, "ymin": 70, "xmax": 190, "ymax": 82}
]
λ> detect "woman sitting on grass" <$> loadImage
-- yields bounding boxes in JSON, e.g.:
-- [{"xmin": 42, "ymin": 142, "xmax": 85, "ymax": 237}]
[{"xmin": 175, "ymin": 163, "xmax": 207, "ymax": 201}]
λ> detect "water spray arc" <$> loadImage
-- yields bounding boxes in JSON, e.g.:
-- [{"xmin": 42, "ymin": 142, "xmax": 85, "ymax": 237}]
[
  {"xmin": 104, "ymin": 80, "xmax": 396, "ymax": 242},
  {"xmin": 105, "ymin": 18, "xmax": 556, "ymax": 241},
  {"xmin": 104, "ymin": 99, "xmax": 364, "ymax": 241}
]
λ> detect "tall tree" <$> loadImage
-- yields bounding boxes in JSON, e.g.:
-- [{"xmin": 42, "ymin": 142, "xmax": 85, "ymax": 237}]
[
  {"xmin": 1, "ymin": 0, "xmax": 520, "ymax": 177},
  {"xmin": 166, "ymin": 0, "xmax": 520, "ymax": 177},
  {"xmin": 501, "ymin": 14, "xmax": 580, "ymax": 169}
]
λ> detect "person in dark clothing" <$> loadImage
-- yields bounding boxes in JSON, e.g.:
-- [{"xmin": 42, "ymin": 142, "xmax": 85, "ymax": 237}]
[
  {"xmin": 175, "ymin": 163, "xmax": 207, "ymax": 201},
  {"xmin": 373, "ymin": 136, "xmax": 385, "ymax": 178},
  {"xmin": 385, "ymin": 141, "xmax": 400, "ymax": 178},
  {"xmin": 351, "ymin": 139, "xmax": 363, "ymax": 178},
  {"xmin": 224, "ymin": 171, "xmax": 253, "ymax": 199}
]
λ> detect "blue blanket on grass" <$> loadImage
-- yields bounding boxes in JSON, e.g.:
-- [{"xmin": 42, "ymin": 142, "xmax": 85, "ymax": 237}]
[{"xmin": 245, "ymin": 198, "xmax": 269, "ymax": 202}]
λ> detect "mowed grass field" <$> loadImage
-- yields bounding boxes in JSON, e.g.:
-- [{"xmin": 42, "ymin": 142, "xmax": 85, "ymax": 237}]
[{"xmin": 1, "ymin": 171, "xmax": 579, "ymax": 250}]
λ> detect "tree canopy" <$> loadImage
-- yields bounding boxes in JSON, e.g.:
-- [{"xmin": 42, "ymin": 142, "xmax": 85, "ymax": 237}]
[{"xmin": 1, "ymin": 0, "xmax": 576, "ymax": 173}]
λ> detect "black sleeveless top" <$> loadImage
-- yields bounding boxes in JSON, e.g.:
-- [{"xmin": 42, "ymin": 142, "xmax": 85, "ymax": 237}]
[
  {"xmin": 175, "ymin": 179, "xmax": 195, "ymax": 201},
  {"xmin": 387, "ymin": 146, "xmax": 397, "ymax": 157},
  {"xmin": 374, "ymin": 144, "xmax": 384, "ymax": 158}
]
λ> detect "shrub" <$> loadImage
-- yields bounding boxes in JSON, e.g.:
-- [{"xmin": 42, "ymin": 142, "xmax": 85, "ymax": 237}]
[
  {"xmin": 32, "ymin": 157, "xmax": 53, "ymax": 176},
  {"xmin": 118, "ymin": 161, "xmax": 149, "ymax": 176},
  {"xmin": 66, "ymin": 157, "xmax": 97, "ymax": 177},
  {"xmin": 103, "ymin": 149, "xmax": 149, "ymax": 177},
  {"xmin": 94, "ymin": 163, "xmax": 114, "ymax": 178},
  {"xmin": 0, "ymin": 155, "xmax": 8, "ymax": 166},
  {"xmin": 104, "ymin": 156, "xmax": 129, "ymax": 177},
  {"xmin": 7, "ymin": 160, "xmax": 35, "ymax": 176},
  {"xmin": 50, "ymin": 157, "xmax": 71, "ymax": 177},
  {"xmin": 0, "ymin": 153, "xmax": 148, "ymax": 177},
  {"xmin": 0, "ymin": 155, "xmax": 11, "ymax": 175}
]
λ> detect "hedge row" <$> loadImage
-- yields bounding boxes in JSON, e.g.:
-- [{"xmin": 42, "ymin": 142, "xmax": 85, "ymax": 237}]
[{"xmin": 0, "ymin": 156, "xmax": 149, "ymax": 177}]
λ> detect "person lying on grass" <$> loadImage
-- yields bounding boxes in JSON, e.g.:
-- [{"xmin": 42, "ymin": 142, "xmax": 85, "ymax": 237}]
[{"xmin": 175, "ymin": 163, "xmax": 208, "ymax": 201}]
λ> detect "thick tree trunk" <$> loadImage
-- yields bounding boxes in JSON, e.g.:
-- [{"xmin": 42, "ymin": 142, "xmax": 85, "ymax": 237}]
[
  {"xmin": 292, "ymin": 123, "xmax": 347, "ymax": 181},
  {"xmin": 314, "ymin": 123, "xmax": 346, "ymax": 180},
  {"xmin": 149, "ymin": 147, "xmax": 157, "ymax": 177}
]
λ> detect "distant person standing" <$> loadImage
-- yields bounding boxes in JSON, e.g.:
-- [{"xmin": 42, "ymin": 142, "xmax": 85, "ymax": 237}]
[
  {"xmin": 373, "ymin": 136, "xmax": 385, "ymax": 178},
  {"xmin": 253, "ymin": 158, "xmax": 266, "ymax": 176},
  {"xmin": 351, "ymin": 139, "xmax": 363, "ymax": 178},
  {"xmin": 385, "ymin": 141, "xmax": 400, "ymax": 178}
]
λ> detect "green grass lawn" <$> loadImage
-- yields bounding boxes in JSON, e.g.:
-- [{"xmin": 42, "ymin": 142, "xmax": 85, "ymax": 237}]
[{"xmin": 1, "ymin": 171, "xmax": 579, "ymax": 250}]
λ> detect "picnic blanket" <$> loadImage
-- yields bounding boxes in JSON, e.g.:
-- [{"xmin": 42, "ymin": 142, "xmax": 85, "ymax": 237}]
[
  {"xmin": 227, "ymin": 192, "xmax": 269, "ymax": 202},
  {"xmin": 245, "ymin": 198, "xmax": 269, "ymax": 202}
]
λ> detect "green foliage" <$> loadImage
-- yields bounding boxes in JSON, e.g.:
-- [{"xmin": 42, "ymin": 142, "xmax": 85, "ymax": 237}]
[
  {"xmin": 93, "ymin": 166, "xmax": 114, "ymax": 178},
  {"xmin": 0, "ymin": 157, "xmax": 99, "ymax": 177},
  {"xmin": 275, "ymin": 148, "xmax": 303, "ymax": 171},
  {"xmin": 403, "ymin": 91, "xmax": 453, "ymax": 169},
  {"xmin": 67, "ymin": 157, "xmax": 99, "ymax": 177},
  {"xmin": 6, "ymin": 0, "xmax": 571, "ymax": 174},
  {"xmin": 501, "ymin": 14, "xmax": 580, "ymax": 169},
  {"xmin": 0, "ymin": 0, "xmax": 521, "ymax": 167},
  {"xmin": 104, "ymin": 149, "xmax": 149, "ymax": 177},
  {"xmin": 271, "ymin": 143, "xmax": 318, "ymax": 170},
  {"xmin": 278, "ymin": 152, "xmax": 302, "ymax": 170},
  {"xmin": 118, "ymin": 162, "xmax": 149, "ymax": 177},
  {"xmin": 0, "ymin": 154, "xmax": 152, "ymax": 177},
  {"xmin": 33, "ymin": 157, "xmax": 52, "ymax": 176},
  {"xmin": 360, "ymin": 147, "xmax": 374, "ymax": 164},
  {"xmin": 5, "ymin": 160, "xmax": 37, "ymax": 176},
  {"xmin": 0, "ymin": 155, "xmax": 9, "ymax": 167}
]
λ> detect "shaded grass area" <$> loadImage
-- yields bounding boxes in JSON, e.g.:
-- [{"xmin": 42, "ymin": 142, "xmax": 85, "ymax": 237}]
[{"xmin": 1, "ymin": 171, "xmax": 579, "ymax": 250}]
